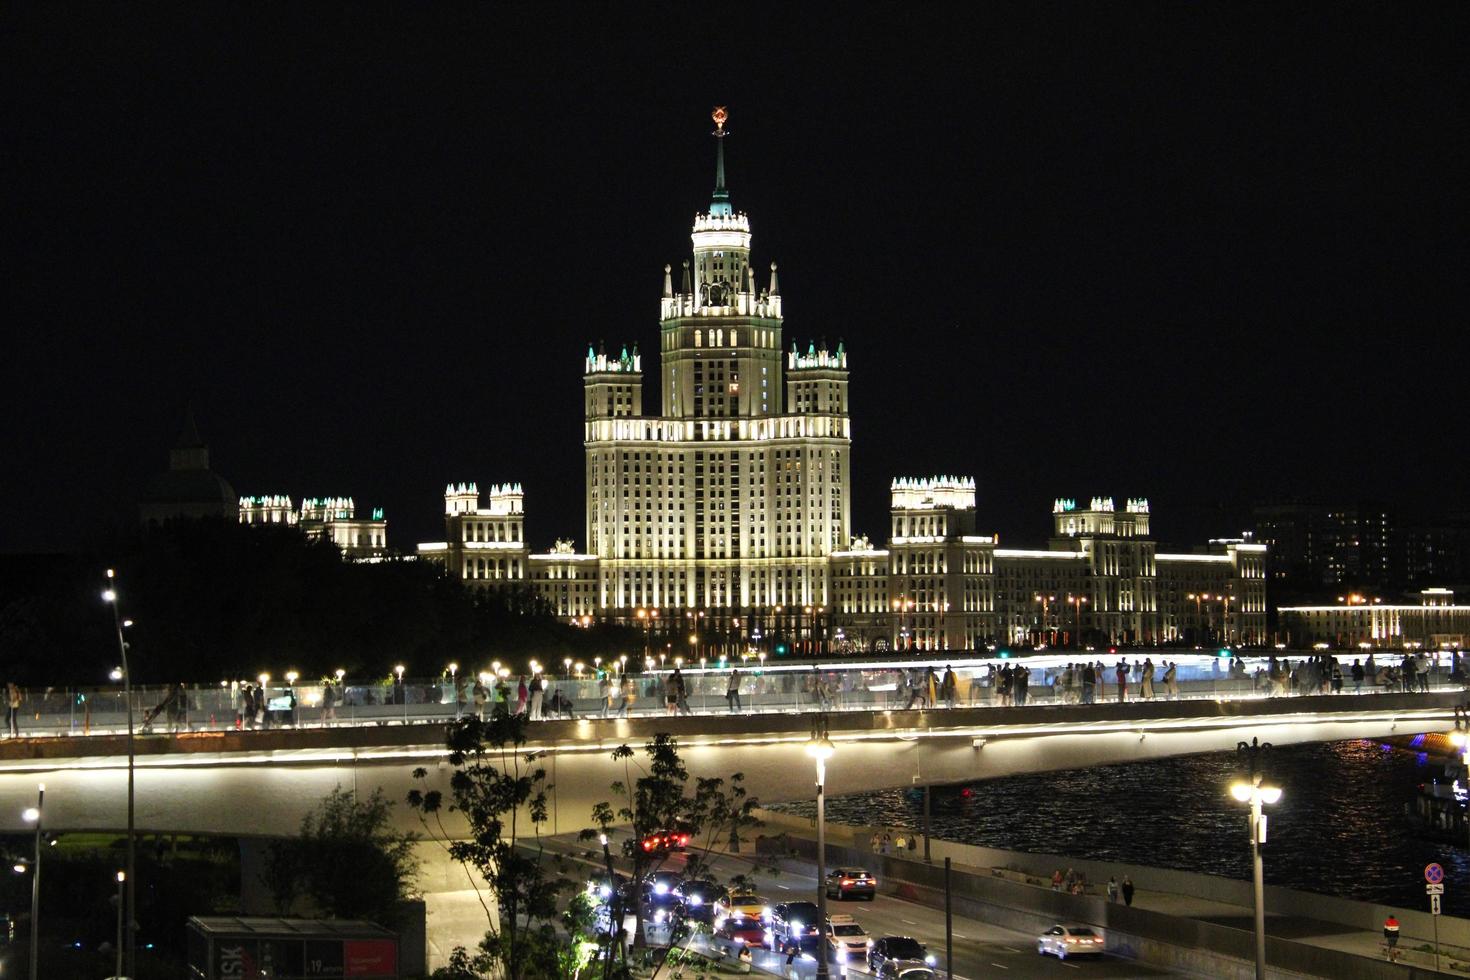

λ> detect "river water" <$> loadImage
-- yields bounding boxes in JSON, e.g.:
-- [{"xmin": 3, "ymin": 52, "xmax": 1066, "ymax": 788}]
[{"xmin": 768, "ymin": 740, "xmax": 1470, "ymax": 917}]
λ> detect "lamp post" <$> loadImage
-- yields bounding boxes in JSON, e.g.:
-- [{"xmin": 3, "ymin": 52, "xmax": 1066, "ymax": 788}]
[
  {"xmin": 394, "ymin": 664, "xmax": 406, "ymax": 724},
  {"xmin": 102, "ymin": 569, "xmax": 136, "ymax": 978},
  {"xmin": 1066, "ymin": 594, "xmax": 1088, "ymax": 649},
  {"xmin": 1232, "ymin": 737, "xmax": 1281, "ymax": 980},
  {"xmin": 806, "ymin": 718, "xmax": 835, "ymax": 980},
  {"xmin": 115, "ymin": 869, "xmax": 126, "ymax": 980},
  {"xmin": 23, "ymin": 785, "xmax": 43, "ymax": 980},
  {"xmin": 1033, "ymin": 594, "xmax": 1054, "ymax": 647},
  {"xmin": 1221, "ymin": 592, "xmax": 1234, "ymax": 647}
]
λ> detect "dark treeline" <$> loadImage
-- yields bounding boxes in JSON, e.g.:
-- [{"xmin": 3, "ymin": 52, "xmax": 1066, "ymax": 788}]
[{"xmin": 0, "ymin": 520, "xmax": 636, "ymax": 684}]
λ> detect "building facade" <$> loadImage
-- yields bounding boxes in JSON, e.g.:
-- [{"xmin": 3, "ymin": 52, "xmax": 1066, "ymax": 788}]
[
  {"xmin": 239, "ymin": 494, "xmax": 388, "ymax": 559},
  {"xmin": 415, "ymin": 111, "xmax": 1269, "ymax": 651},
  {"xmin": 1279, "ymin": 589, "xmax": 1470, "ymax": 649}
]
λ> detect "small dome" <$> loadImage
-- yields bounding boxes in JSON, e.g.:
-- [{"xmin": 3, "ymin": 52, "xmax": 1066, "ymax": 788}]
[{"xmin": 138, "ymin": 407, "xmax": 239, "ymax": 524}]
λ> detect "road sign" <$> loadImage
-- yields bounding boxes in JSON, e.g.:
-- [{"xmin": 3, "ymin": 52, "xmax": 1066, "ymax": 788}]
[
  {"xmin": 1426, "ymin": 863, "xmax": 1446, "ymax": 884},
  {"xmin": 1427, "ymin": 883, "xmax": 1445, "ymax": 895},
  {"xmin": 1433, "ymin": 894, "xmax": 1442, "ymax": 916}
]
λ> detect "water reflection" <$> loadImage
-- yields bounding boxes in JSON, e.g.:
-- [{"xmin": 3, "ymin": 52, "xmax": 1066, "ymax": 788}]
[{"xmin": 769, "ymin": 740, "xmax": 1470, "ymax": 916}]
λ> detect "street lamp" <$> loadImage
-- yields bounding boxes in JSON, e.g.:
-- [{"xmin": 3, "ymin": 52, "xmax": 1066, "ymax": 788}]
[
  {"xmin": 102, "ymin": 569, "xmax": 137, "ymax": 978},
  {"xmin": 114, "ymin": 870, "xmax": 126, "ymax": 980},
  {"xmin": 1066, "ymin": 594, "xmax": 1089, "ymax": 649},
  {"xmin": 23, "ymin": 784, "xmax": 43, "ymax": 980},
  {"xmin": 806, "ymin": 719, "xmax": 835, "ymax": 980},
  {"xmin": 1033, "ymin": 594, "xmax": 1055, "ymax": 647},
  {"xmin": 1232, "ymin": 738, "xmax": 1281, "ymax": 980},
  {"xmin": 394, "ymin": 665, "xmax": 406, "ymax": 724}
]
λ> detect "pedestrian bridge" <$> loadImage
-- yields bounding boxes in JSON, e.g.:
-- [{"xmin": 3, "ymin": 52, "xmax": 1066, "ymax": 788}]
[{"xmin": 0, "ymin": 691, "xmax": 1458, "ymax": 839}]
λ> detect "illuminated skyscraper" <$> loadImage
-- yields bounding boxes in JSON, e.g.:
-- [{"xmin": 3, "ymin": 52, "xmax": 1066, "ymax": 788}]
[{"xmin": 583, "ymin": 108, "xmax": 850, "ymax": 628}]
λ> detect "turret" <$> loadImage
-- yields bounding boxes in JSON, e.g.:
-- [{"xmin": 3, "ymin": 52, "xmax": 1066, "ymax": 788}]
[
  {"xmin": 786, "ymin": 339, "xmax": 849, "ymax": 416},
  {"xmin": 445, "ymin": 482, "xmax": 479, "ymax": 516},
  {"xmin": 584, "ymin": 341, "xmax": 643, "ymax": 419}
]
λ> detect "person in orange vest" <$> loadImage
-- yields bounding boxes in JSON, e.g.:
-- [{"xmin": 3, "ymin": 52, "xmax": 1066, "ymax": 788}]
[{"xmin": 1383, "ymin": 914, "xmax": 1400, "ymax": 959}]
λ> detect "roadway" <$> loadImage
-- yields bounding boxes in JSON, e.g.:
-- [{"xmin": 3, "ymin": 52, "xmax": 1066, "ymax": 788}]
[{"xmin": 539, "ymin": 830, "xmax": 1182, "ymax": 979}]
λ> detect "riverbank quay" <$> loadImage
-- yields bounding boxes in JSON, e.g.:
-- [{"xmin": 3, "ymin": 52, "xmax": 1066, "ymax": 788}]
[{"xmin": 756, "ymin": 808, "xmax": 1468, "ymax": 978}]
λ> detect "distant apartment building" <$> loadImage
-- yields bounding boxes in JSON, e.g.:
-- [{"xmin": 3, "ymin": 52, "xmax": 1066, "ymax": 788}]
[
  {"xmin": 1279, "ymin": 588, "xmax": 1470, "ymax": 649},
  {"xmin": 1252, "ymin": 501, "xmax": 1470, "ymax": 596},
  {"xmin": 238, "ymin": 494, "xmax": 388, "ymax": 560}
]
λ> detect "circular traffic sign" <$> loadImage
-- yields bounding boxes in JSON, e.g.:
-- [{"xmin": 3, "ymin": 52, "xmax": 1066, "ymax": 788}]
[{"xmin": 1426, "ymin": 863, "xmax": 1445, "ymax": 884}]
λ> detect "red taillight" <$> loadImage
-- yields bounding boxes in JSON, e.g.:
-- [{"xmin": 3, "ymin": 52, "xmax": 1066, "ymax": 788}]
[
  {"xmin": 679, "ymin": 833, "xmax": 690, "ymax": 845},
  {"xmin": 841, "ymin": 878, "xmax": 853, "ymax": 885},
  {"xmin": 642, "ymin": 840, "xmax": 654, "ymax": 850}
]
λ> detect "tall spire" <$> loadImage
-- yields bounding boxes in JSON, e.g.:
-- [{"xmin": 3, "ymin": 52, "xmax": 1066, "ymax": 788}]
[{"xmin": 710, "ymin": 106, "xmax": 732, "ymax": 217}]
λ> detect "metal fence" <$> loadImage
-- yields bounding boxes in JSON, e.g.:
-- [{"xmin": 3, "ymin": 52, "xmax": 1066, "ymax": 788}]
[{"xmin": 1, "ymin": 652, "xmax": 1458, "ymax": 739}]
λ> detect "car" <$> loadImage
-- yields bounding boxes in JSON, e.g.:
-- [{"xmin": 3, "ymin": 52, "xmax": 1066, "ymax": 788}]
[
  {"xmin": 585, "ymin": 871, "xmax": 631, "ymax": 906},
  {"xmin": 1037, "ymin": 923, "xmax": 1104, "ymax": 960},
  {"xmin": 639, "ymin": 871, "xmax": 685, "ymax": 926},
  {"xmin": 640, "ymin": 827, "xmax": 692, "ymax": 853},
  {"xmin": 824, "ymin": 913, "xmax": 871, "ymax": 964},
  {"xmin": 715, "ymin": 915, "xmax": 767, "ymax": 948},
  {"xmin": 875, "ymin": 960, "xmax": 938, "ymax": 980},
  {"xmin": 716, "ymin": 891, "xmax": 766, "ymax": 924},
  {"xmin": 642, "ymin": 870, "xmax": 684, "ymax": 896},
  {"xmin": 824, "ymin": 866, "xmax": 877, "ymax": 900},
  {"xmin": 868, "ymin": 936, "xmax": 933, "ymax": 973},
  {"xmin": 676, "ymin": 880, "xmax": 725, "ymax": 925},
  {"xmin": 765, "ymin": 900, "xmax": 821, "ymax": 951},
  {"xmin": 641, "ymin": 886, "xmax": 682, "ymax": 926}
]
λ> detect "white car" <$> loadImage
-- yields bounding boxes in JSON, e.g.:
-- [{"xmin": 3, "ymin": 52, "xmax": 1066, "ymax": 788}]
[
  {"xmin": 825, "ymin": 913, "xmax": 871, "ymax": 964},
  {"xmin": 1037, "ymin": 923, "xmax": 1104, "ymax": 960}
]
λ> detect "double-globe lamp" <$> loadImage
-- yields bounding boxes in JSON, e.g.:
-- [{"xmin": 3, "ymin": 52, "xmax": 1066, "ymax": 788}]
[{"xmin": 1230, "ymin": 776, "xmax": 1283, "ymax": 980}]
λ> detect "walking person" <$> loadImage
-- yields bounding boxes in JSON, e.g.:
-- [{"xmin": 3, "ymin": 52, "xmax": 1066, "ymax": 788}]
[
  {"xmin": 940, "ymin": 665, "xmax": 958, "ymax": 709},
  {"xmin": 674, "ymin": 666, "xmax": 691, "ymax": 715},
  {"xmin": 598, "ymin": 673, "xmax": 612, "ymax": 718},
  {"xmin": 529, "ymin": 674, "xmax": 544, "ymax": 720},
  {"xmin": 1081, "ymin": 662, "xmax": 1096, "ymax": 704},
  {"xmin": 1015, "ymin": 664, "xmax": 1030, "ymax": 706},
  {"xmin": 472, "ymin": 678, "xmax": 488, "ymax": 720},
  {"xmin": 1115, "ymin": 660, "xmax": 1129, "ymax": 702},
  {"xmin": 905, "ymin": 670, "xmax": 925, "ymax": 709},
  {"xmin": 1383, "ymin": 914, "xmax": 1400, "ymax": 960},
  {"xmin": 1164, "ymin": 660, "xmax": 1179, "ymax": 699},
  {"xmin": 1351, "ymin": 658, "xmax": 1364, "ymax": 694},
  {"xmin": 5, "ymin": 683, "xmax": 21, "ymax": 737},
  {"xmin": 1141, "ymin": 658, "xmax": 1155, "ymax": 700},
  {"xmin": 515, "ymin": 676, "xmax": 529, "ymax": 715},
  {"xmin": 322, "ymin": 678, "xmax": 338, "ymax": 725},
  {"xmin": 726, "ymin": 667, "xmax": 743, "ymax": 713},
  {"xmin": 1106, "ymin": 876, "xmax": 1119, "ymax": 903},
  {"xmin": 1121, "ymin": 876, "xmax": 1135, "ymax": 906}
]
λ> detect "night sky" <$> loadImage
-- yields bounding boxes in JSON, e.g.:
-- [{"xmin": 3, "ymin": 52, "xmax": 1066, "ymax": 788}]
[{"xmin": 5, "ymin": 4, "xmax": 1467, "ymax": 556}]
